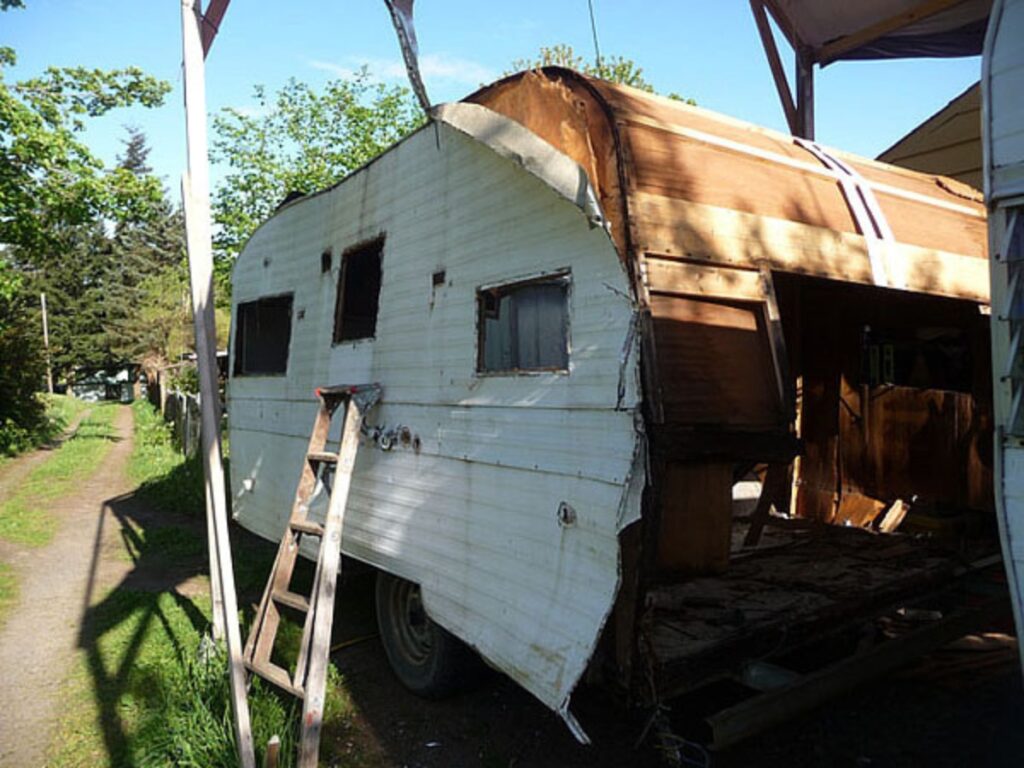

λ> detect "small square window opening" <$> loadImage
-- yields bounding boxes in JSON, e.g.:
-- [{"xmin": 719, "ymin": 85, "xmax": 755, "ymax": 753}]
[
  {"xmin": 234, "ymin": 294, "xmax": 293, "ymax": 376},
  {"xmin": 478, "ymin": 274, "xmax": 570, "ymax": 373},
  {"xmin": 334, "ymin": 237, "xmax": 384, "ymax": 343}
]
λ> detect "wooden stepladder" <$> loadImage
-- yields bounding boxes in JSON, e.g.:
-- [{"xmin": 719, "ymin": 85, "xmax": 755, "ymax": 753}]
[{"xmin": 244, "ymin": 383, "xmax": 381, "ymax": 766}]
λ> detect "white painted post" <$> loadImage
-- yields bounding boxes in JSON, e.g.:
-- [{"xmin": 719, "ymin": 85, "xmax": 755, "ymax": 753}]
[
  {"xmin": 40, "ymin": 292, "xmax": 53, "ymax": 395},
  {"xmin": 179, "ymin": 2, "xmax": 254, "ymax": 766}
]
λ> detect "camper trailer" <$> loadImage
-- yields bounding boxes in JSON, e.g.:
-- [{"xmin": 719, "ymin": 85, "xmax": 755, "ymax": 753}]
[
  {"xmin": 229, "ymin": 69, "xmax": 1000, "ymax": 744},
  {"xmin": 984, "ymin": 0, "xmax": 1024, "ymax": 672}
]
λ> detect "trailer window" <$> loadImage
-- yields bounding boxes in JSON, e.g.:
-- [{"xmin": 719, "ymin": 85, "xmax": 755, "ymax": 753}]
[
  {"xmin": 478, "ymin": 274, "xmax": 570, "ymax": 373},
  {"xmin": 333, "ymin": 237, "xmax": 384, "ymax": 343},
  {"xmin": 234, "ymin": 294, "xmax": 293, "ymax": 376}
]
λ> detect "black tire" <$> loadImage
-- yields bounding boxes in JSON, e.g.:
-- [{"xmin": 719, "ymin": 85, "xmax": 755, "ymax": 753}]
[{"xmin": 375, "ymin": 571, "xmax": 479, "ymax": 698}]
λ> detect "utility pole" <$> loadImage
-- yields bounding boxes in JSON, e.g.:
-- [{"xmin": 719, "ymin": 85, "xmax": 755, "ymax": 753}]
[
  {"xmin": 180, "ymin": 1, "xmax": 254, "ymax": 766},
  {"xmin": 40, "ymin": 293, "xmax": 53, "ymax": 395}
]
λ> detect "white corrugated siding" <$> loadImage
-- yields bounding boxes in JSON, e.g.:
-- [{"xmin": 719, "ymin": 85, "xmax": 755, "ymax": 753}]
[
  {"xmin": 228, "ymin": 119, "xmax": 642, "ymax": 721},
  {"xmin": 986, "ymin": 0, "xmax": 1024, "ymax": 680},
  {"xmin": 989, "ymin": 0, "xmax": 1024, "ymax": 190}
]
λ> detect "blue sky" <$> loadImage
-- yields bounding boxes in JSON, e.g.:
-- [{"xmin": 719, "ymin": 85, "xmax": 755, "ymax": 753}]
[{"xmin": 4, "ymin": 1, "xmax": 982, "ymax": 192}]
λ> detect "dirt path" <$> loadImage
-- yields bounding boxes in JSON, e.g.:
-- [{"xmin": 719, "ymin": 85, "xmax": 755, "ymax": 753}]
[{"xmin": 0, "ymin": 405, "xmax": 134, "ymax": 768}]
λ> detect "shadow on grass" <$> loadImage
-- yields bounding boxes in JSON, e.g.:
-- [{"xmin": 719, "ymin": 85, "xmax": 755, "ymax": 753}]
[{"xmin": 71, "ymin": 470, "xmax": 287, "ymax": 766}]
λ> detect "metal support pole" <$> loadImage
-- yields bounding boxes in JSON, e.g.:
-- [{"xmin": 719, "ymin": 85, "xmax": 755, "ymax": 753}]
[
  {"xmin": 795, "ymin": 48, "xmax": 815, "ymax": 140},
  {"xmin": 40, "ymin": 292, "xmax": 53, "ymax": 395},
  {"xmin": 180, "ymin": 2, "xmax": 254, "ymax": 765}
]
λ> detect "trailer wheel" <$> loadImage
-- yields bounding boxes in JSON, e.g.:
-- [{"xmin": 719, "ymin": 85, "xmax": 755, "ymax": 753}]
[{"xmin": 375, "ymin": 572, "xmax": 477, "ymax": 697}]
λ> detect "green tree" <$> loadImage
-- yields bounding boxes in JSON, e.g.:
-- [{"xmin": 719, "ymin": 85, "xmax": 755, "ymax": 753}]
[
  {"xmin": 0, "ymin": 45, "xmax": 169, "ymax": 256},
  {"xmin": 210, "ymin": 70, "xmax": 425, "ymax": 287},
  {"xmin": 103, "ymin": 130, "xmax": 186, "ymax": 367},
  {"xmin": 508, "ymin": 44, "xmax": 695, "ymax": 104},
  {"xmin": 0, "ymin": 258, "xmax": 46, "ymax": 454},
  {"xmin": 24, "ymin": 130, "xmax": 189, "ymax": 381}
]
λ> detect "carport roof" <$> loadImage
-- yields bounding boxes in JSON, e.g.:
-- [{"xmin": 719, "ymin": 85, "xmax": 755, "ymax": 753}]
[{"xmin": 764, "ymin": 0, "xmax": 991, "ymax": 65}]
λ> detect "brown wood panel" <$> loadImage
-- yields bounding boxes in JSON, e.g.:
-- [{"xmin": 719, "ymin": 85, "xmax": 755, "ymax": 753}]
[
  {"xmin": 644, "ymin": 257, "xmax": 764, "ymax": 301},
  {"xmin": 837, "ymin": 383, "xmax": 994, "ymax": 513},
  {"xmin": 632, "ymin": 193, "xmax": 988, "ymax": 304},
  {"xmin": 649, "ymin": 294, "xmax": 782, "ymax": 428},
  {"xmin": 468, "ymin": 68, "xmax": 988, "ymax": 305},
  {"xmin": 790, "ymin": 277, "xmax": 994, "ymax": 523},
  {"xmin": 656, "ymin": 462, "xmax": 733, "ymax": 574},
  {"xmin": 624, "ymin": 123, "xmax": 859, "ymax": 236}
]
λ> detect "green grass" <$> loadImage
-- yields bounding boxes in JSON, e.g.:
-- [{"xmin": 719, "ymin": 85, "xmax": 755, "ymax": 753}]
[
  {"xmin": 48, "ymin": 400, "xmax": 371, "ymax": 768},
  {"xmin": 0, "ymin": 393, "xmax": 89, "ymax": 467},
  {"xmin": 0, "ymin": 561, "xmax": 17, "ymax": 626},
  {"xmin": 128, "ymin": 400, "xmax": 205, "ymax": 517},
  {"xmin": 48, "ymin": 588, "xmax": 308, "ymax": 767},
  {"xmin": 0, "ymin": 403, "xmax": 117, "ymax": 547}
]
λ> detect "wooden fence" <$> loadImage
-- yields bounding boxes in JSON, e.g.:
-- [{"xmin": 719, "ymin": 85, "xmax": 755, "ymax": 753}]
[{"xmin": 163, "ymin": 389, "xmax": 202, "ymax": 457}]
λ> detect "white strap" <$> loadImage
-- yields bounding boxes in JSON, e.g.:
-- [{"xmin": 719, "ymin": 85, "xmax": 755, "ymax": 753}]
[{"xmin": 795, "ymin": 138, "xmax": 900, "ymax": 289}]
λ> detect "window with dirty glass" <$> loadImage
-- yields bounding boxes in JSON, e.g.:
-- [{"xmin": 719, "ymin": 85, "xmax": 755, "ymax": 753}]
[
  {"xmin": 478, "ymin": 274, "xmax": 570, "ymax": 373},
  {"xmin": 1001, "ymin": 207, "xmax": 1024, "ymax": 434},
  {"xmin": 334, "ymin": 237, "xmax": 384, "ymax": 343},
  {"xmin": 233, "ymin": 294, "xmax": 293, "ymax": 376}
]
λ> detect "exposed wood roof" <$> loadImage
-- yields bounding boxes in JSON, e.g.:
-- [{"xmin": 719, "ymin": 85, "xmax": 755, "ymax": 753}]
[
  {"xmin": 878, "ymin": 82, "xmax": 982, "ymax": 189},
  {"xmin": 467, "ymin": 68, "xmax": 988, "ymax": 303}
]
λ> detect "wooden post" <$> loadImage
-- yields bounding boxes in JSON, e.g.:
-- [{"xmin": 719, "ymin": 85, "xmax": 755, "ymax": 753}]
[
  {"xmin": 263, "ymin": 735, "xmax": 281, "ymax": 768},
  {"xmin": 40, "ymin": 293, "xmax": 53, "ymax": 395},
  {"xmin": 179, "ymin": 2, "xmax": 254, "ymax": 766}
]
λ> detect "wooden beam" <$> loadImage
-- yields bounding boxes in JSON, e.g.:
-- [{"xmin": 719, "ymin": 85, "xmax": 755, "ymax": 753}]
[
  {"xmin": 816, "ymin": 0, "xmax": 967, "ymax": 65},
  {"xmin": 180, "ymin": 2, "xmax": 255, "ymax": 766},
  {"xmin": 750, "ymin": 0, "xmax": 798, "ymax": 135},
  {"xmin": 200, "ymin": 0, "xmax": 231, "ymax": 57},
  {"xmin": 706, "ymin": 588, "xmax": 1000, "ymax": 748},
  {"xmin": 630, "ymin": 192, "xmax": 990, "ymax": 304},
  {"xmin": 645, "ymin": 257, "xmax": 765, "ymax": 302}
]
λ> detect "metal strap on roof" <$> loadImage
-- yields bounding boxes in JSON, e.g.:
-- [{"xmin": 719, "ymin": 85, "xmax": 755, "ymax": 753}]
[{"xmin": 795, "ymin": 137, "xmax": 902, "ymax": 288}]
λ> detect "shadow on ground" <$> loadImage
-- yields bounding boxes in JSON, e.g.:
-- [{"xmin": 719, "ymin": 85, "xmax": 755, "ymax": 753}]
[{"xmin": 72, "ymin": 480, "xmax": 1024, "ymax": 768}]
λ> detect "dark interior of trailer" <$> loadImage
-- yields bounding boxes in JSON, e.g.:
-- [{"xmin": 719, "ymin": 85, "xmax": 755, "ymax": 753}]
[{"xmin": 614, "ymin": 273, "xmax": 1001, "ymax": 717}]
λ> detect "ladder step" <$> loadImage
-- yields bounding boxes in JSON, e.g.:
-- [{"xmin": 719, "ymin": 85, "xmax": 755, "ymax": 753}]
[
  {"xmin": 245, "ymin": 659, "xmax": 305, "ymax": 699},
  {"xmin": 290, "ymin": 519, "xmax": 325, "ymax": 537},
  {"xmin": 307, "ymin": 451, "xmax": 339, "ymax": 464},
  {"xmin": 272, "ymin": 589, "xmax": 310, "ymax": 613}
]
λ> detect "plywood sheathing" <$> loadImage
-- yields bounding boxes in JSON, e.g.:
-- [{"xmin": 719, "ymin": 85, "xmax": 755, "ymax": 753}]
[
  {"xmin": 656, "ymin": 462, "xmax": 734, "ymax": 574},
  {"xmin": 649, "ymin": 295, "xmax": 782, "ymax": 428},
  {"xmin": 467, "ymin": 68, "xmax": 989, "ymax": 303},
  {"xmin": 781, "ymin": 275, "xmax": 994, "ymax": 523}
]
